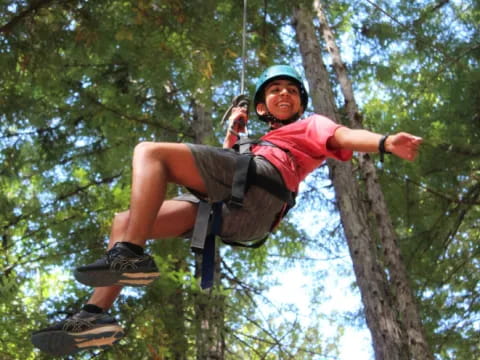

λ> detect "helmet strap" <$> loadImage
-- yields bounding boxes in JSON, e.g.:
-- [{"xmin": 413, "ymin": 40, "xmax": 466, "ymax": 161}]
[{"xmin": 262, "ymin": 111, "xmax": 301, "ymax": 130}]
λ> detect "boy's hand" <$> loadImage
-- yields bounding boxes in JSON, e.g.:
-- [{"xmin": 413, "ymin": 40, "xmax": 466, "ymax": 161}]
[
  {"xmin": 223, "ymin": 106, "xmax": 248, "ymax": 148},
  {"xmin": 227, "ymin": 106, "xmax": 248, "ymax": 136},
  {"xmin": 386, "ymin": 132, "xmax": 423, "ymax": 161}
]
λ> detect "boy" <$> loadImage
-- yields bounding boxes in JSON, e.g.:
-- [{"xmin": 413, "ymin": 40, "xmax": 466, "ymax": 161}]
[{"xmin": 31, "ymin": 65, "xmax": 422, "ymax": 356}]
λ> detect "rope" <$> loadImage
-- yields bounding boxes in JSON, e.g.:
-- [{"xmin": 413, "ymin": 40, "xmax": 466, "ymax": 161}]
[
  {"xmin": 220, "ymin": 0, "xmax": 249, "ymax": 127},
  {"xmin": 240, "ymin": 0, "xmax": 247, "ymax": 94}
]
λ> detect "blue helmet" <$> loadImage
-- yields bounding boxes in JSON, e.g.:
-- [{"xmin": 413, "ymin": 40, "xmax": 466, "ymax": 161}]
[{"xmin": 254, "ymin": 65, "xmax": 309, "ymax": 118}]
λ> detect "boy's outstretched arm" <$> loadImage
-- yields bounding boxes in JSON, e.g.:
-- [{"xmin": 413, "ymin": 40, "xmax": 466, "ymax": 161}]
[{"xmin": 328, "ymin": 127, "xmax": 423, "ymax": 161}]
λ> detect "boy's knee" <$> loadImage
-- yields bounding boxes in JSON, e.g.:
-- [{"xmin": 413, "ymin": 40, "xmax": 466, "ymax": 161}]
[
  {"xmin": 133, "ymin": 141, "xmax": 155, "ymax": 158},
  {"xmin": 133, "ymin": 142, "xmax": 169, "ymax": 163}
]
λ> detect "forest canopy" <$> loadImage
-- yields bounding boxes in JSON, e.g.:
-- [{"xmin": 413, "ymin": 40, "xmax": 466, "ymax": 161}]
[{"xmin": 0, "ymin": 0, "xmax": 478, "ymax": 359}]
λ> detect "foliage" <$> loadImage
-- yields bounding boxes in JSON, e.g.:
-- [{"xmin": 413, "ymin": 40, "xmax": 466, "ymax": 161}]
[
  {"xmin": 1, "ymin": 0, "xmax": 478, "ymax": 359},
  {"xmin": 342, "ymin": 0, "xmax": 480, "ymax": 358}
]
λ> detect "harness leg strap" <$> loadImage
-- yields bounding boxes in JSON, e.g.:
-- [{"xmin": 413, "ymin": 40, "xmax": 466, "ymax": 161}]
[
  {"xmin": 190, "ymin": 201, "xmax": 212, "ymax": 254},
  {"xmin": 200, "ymin": 232, "xmax": 215, "ymax": 289},
  {"xmin": 229, "ymin": 154, "xmax": 254, "ymax": 208},
  {"xmin": 200, "ymin": 202, "xmax": 223, "ymax": 289}
]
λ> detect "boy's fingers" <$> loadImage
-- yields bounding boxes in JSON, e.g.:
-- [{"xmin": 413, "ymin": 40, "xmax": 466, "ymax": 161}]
[
  {"xmin": 230, "ymin": 107, "xmax": 247, "ymax": 121},
  {"xmin": 229, "ymin": 108, "xmax": 248, "ymax": 134}
]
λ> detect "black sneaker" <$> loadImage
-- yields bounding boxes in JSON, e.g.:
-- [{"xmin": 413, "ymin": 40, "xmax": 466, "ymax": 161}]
[
  {"xmin": 31, "ymin": 310, "xmax": 124, "ymax": 356},
  {"xmin": 74, "ymin": 242, "xmax": 160, "ymax": 287}
]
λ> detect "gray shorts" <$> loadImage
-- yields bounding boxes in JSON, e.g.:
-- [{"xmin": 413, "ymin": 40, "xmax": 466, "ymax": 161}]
[{"xmin": 175, "ymin": 144, "xmax": 286, "ymax": 243}]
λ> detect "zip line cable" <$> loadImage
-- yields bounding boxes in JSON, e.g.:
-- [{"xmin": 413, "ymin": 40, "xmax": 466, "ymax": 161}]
[
  {"xmin": 240, "ymin": 0, "xmax": 248, "ymax": 94},
  {"xmin": 221, "ymin": 0, "xmax": 249, "ymax": 128}
]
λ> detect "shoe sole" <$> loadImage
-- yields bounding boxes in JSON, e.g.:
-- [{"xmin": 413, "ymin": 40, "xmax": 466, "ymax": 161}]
[
  {"xmin": 31, "ymin": 324, "xmax": 124, "ymax": 356},
  {"xmin": 74, "ymin": 269, "xmax": 160, "ymax": 287}
]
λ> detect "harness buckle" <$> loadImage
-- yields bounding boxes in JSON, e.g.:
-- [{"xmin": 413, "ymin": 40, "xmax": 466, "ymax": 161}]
[{"xmin": 228, "ymin": 196, "xmax": 244, "ymax": 208}]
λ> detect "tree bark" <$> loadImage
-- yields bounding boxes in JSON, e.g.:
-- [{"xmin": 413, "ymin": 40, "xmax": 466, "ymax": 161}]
[
  {"xmin": 293, "ymin": 3, "xmax": 433, "ymax": 359},
  {"xmin": 191, "ymin": 99, "xmax": 225, "ymax": 360},
  {"xmin": 162, "ymin": 264, "xmax": 188, "ymax": 360},
  {"xmin": 194, "ymin": 253, "xmax": 225, "ymax": 360}
]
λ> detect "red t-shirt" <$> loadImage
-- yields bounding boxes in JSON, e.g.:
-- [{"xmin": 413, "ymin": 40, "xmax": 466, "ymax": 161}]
[{"xmin": 251, "ymin": 114, "xmax": 353, "ymax": 192}]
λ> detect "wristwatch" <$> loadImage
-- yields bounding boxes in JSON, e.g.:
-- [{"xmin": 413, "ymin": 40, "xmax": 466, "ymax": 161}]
[{"xmin": 379, "ymin": 135, "xmax": 391, "ymax": 162}]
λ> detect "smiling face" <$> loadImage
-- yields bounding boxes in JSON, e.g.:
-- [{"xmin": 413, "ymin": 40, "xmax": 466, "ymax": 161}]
[{"xmin": 256, "ymin": 79, "xmax": 304, "ymax": 122}]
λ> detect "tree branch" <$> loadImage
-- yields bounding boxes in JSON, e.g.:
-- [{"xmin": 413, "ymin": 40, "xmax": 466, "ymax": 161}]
[
  {"xmin": 83, "ymin": 89, "xmax": 195, "ymax": 139},
  {"xmin": 401, "ymin": 176, "xmax": 480, "ymax": 206},
  {"xmin": 413, "ymin": 0, "xmax": 450, "ymax": 27},
  {"xmin": 55, "ymin": 173, "xmax": 122, "ymax": 202},
  {"xmin": 0, "ymin": 0, "xmax": 57, "ymax": 34},
  {"xmin": 362, "ymin": 0, "xmax": 456, "ymax": 64}
]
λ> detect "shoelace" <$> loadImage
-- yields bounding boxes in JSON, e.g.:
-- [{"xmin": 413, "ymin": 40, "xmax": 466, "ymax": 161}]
[
  {"xmin": 110, "ymin": 256, "xmax": 141, "ymax": 271},
  {"xmin": 106, "ymin": 246, "xmax": 144, "ymax": 271},
  {"xmin": 62, "ymin": 315, "xmax": 95, "ymax": 332}
]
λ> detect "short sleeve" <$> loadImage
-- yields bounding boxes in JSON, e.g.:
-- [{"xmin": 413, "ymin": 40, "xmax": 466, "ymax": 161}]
[{"xmin": 306, "ymin": 115, "xmax": 353, "ymax": 161}]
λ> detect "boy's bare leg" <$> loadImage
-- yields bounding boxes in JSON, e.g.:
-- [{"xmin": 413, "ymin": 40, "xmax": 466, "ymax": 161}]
[
  {"xmin": 88, "ymin": 199, "xmax": 198, "ymax": 310},
  {"xmin": 74, "ymin": 142, "xmax": 206, "ymax": 289},
  {"xmin": 32, "ymin": 144, "xmax": 206, "ymax": 355},
  {"xmin": 123, "ymin": 142, "xmax": 207, "ymax": 246}
]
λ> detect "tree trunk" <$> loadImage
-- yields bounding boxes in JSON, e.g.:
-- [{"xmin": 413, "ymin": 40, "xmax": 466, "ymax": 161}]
[
  {"xmin": 164, "ymin": 259, "xmax": 188, "ymax": 360},
  {"xmin": 191, "ymin": 99, "xmax": 225, "ymax": 360},
  {"xmin": 194, "ymin": 252, "xmax": 225, "ymax": 360},
  {"xmin": 293, "ymin": 3, "xmax": 433, "ymax": 359}
]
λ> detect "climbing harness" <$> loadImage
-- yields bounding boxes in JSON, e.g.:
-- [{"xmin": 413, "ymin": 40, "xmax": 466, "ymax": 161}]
[{"xmin": 190, "ymin": 138, "xmax": 297, "ymax": 289}]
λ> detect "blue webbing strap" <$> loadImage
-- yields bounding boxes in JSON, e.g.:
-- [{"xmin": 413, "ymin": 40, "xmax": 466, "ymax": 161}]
[{"xmin": 200, "ymin": 202, "xmax": 223, "ymax": 289}]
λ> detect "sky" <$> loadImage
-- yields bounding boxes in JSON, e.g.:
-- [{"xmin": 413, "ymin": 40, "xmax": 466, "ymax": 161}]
[
  {"xmin": 267, "ymin": 256, "xmax": 373, "ymax": 359},
  {"xmin": 263, "ymin": 174, "xmax": 374, "ymax": 360}
]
